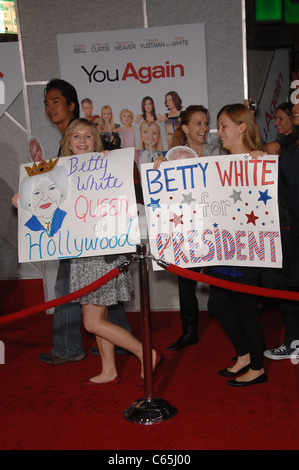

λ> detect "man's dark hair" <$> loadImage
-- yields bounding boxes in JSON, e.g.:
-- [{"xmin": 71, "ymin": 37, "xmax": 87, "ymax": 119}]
[{"xmin": 44, "ymin": 79, "xmax": 80, "ymax": 118}]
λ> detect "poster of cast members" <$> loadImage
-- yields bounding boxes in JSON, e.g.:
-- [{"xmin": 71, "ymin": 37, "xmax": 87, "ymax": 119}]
[
  {"xmin": 57, "ymin": 23, "xmax": 208, "ymax": 169},
  {"xmin": 141, "ymin": 153, "xmax": 282, "ymax": 271},
  {"xmin": 17, "ymin": 148, "xmax": 140, "ymax": 263}
]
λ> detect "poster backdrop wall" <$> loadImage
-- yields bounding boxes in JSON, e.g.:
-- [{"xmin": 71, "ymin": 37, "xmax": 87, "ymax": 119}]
[
  {"xmin": 57, "ymin": 23, "xmax": 208, "ymax": 157},
  {"xmin": 141, "ymin": 153, "xmax": 282, "ymax": 271}
]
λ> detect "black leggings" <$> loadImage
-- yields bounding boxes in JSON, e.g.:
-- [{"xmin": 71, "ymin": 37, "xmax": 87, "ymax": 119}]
[{"xmin": 208, "ymin": 283, "xmax": 264, "ymax": 370}]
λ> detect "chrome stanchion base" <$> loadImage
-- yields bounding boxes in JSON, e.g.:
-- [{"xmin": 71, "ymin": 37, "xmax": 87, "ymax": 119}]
[{"xmin": 123, "ymin": 397, "xmax": 177, "ymax": 425}]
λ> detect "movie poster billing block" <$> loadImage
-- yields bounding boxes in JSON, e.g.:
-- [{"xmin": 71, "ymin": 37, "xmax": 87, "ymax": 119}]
[
  {"xmin": 141, "ymin": 154, "xmax": 282, "ymax": 271},
  {"xmin": 18, "ymin": 148, "xmax": 140, "ymax": 263}
]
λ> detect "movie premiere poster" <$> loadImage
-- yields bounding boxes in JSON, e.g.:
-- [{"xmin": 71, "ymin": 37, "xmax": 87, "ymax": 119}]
[
  {"xmin": 57, "ymin": 24, "xmax": 208, "ymax": 168},
  {"xmin": 256, "ymin": 49, "xmax": 289, "ymax": 144},
  {"xmin": 141, "ymin": 153, "xmax": 282, "ymax": 271},
  {"xmin": 17, "ymin": 148, "xmax": 140, "ymax": 263}
]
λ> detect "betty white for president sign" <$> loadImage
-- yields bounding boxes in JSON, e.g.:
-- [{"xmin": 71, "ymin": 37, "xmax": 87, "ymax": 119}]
[
  {"xmin": 17, "ymin": 148, "xmax": 140, "ymax": 263},
  {"xmin": 141, "ymin": 153, "xmax": 282, "ymax": 271}
]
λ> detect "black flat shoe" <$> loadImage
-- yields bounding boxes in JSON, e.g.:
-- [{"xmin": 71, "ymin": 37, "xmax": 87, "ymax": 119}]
[
  {"xmin": 167, "ymin": 334, "xmax": 198, "ymax": 351},
  {"xmin": 218, "ymin": 364, "xmax": 250, "ymax": 377},
  {"xmin": 226, "ymin": 372, "xmax": 267, "ymax": 387}
]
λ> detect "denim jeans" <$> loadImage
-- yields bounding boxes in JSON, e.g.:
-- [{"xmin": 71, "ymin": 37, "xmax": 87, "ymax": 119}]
[
  {"xmin": 52, "ymin": 259, "xmax": 131, "ymax": 358},
  {"xmin": 108, "ymin": 302, "xmax": 131, "ymax": 333},
  {"xmin": 52, "ymin": 259, "xmax": 83, "ymax": 358}
]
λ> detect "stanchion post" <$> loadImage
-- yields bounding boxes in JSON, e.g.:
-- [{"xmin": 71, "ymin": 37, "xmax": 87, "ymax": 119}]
[
  {"xmin": 123, "ymin": 244, "xmax": 177, "ymax": 425},
  {"xmin": 137, "ymin": 243, "xmax": 154, "ymax": 400}
]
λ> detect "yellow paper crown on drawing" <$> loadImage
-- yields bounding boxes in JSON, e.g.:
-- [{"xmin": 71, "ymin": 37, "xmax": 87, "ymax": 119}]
[{"xmin": 24, "ymin": 158, "xmax": 59, "ymax": 177}]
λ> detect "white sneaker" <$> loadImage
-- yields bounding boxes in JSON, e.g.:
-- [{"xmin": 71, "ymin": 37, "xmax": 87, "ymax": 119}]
[{"xmin": 264, "ymin": 344, "xmax": 297, "ymax": 360}]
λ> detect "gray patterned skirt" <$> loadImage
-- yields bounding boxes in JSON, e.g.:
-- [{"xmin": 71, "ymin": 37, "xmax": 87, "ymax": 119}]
[{"xmin": 70, "ymin": 255, "xmax": 134, "ymax": 306}]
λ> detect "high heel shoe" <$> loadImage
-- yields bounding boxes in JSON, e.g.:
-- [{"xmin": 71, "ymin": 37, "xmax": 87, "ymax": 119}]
[
  {"xmin": 138, "ymin": 350, "xmax": 164, "ymax": 387},
  {"xmin": 218, "ymin": 364, "xmax": 250, "ymax": 377},
  {"xmin": 85, "ymin": 375, "xmax": 120, "ymax": 385}
]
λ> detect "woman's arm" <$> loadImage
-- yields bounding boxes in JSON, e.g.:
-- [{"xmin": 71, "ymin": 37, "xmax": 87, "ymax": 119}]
[
  {"xmin": 11, "ymin": 193, "xmax": 20, "ymax": 208},
  {"xmin": 262, "ymin": 141, "xmax": 281, "ymax": 156}
]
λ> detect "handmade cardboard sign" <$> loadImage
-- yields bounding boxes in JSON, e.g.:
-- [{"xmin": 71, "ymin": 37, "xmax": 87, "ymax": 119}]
[
  {"xmin": 141, "ymin": 153, "xmax": 282, "ymax": 271},
  {"xmin": 18, "ymin": 148, "xmax": 140, "ymax": 262}
]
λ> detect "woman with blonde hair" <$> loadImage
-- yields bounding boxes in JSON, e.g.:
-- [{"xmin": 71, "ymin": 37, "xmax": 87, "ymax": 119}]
[
  {"xmin": 97, "ymin": 105, "xmax": 120, "ymax": 147},
  {"xmin": 61, "ymin": 118, "xmax": 162, "ymax": 385},
  {"xmin": 116, "ymin": 108, "xmax": 135, "ymax": 148},
  {"xmin": 61, "ymin": 117, "xmax": 103, "ymax": 155},
  {"xmin": 138, "ymin": 120, "xmax": 163, "ymax": 151}
]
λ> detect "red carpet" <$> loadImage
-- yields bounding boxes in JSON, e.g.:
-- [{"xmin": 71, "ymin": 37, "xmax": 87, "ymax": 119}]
[
  {"xmin": 0, "ymin": 298, "xmax": 298, "ymax": 451},
  {"xmin": 1, "ymin": 279, "xmax": 45, "ymax": 316}
]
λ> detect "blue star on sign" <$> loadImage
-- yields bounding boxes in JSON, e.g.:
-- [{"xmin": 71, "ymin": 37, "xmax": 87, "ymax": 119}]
[
  {"xmin": 258, "ymin": 189, "xmax": 272, "ymax": 205},
  {"xmin": 147, "ymin": 197, "xmax": 161, "ymax": 212}
]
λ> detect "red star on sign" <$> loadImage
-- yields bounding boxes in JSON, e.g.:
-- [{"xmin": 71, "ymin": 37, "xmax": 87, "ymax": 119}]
[
  {"xmin": 169, "ymin": 213, "xmax": 183, "ymax": 227},
  {"xmin": 246, "ymin": 210, "xmax": 259, "ymax": 226}
]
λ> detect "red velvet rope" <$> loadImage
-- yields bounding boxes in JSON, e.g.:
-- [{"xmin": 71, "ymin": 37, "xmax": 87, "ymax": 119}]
[
  {"xmin": 0, "ymin": 266, "xmax": 121, "ymax": 325},
  {"xmin": 163, "ymin": 262, "xmax": 299, "ymax": 301},
  {"xmin": 2, "ymin": 258, "xmax": 299, "ymax": 326}
]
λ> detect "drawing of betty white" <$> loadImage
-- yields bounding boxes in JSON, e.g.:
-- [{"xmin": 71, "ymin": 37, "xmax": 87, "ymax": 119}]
[{"xmin": 19, "ymin": 159, "xmax": 69, "ymax": 237}]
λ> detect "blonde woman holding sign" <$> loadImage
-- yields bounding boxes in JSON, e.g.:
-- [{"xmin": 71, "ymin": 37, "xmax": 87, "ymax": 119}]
[{"xmin": 62, "ymin": 118, "xmax": 162, "ymax": 385}]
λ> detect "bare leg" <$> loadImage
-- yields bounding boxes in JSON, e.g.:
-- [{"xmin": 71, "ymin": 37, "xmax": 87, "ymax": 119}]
[
  {"xmin": 89, "ymin": 336, "xmax": 117, "ymax": 383},
  {"xmin": 82, "ymin": 304, "xmax": 158, "ymax": 381},
  {"xmin": 227, "ymin": 353, "xmax": 250, "ymax": 374},
  {"xmin": 227, "ymin": 353, "xmax": 265, "ymax": 382}
]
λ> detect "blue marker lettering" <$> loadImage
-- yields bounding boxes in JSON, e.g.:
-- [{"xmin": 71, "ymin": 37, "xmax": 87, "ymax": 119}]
[
  {"xmin": 177, "ymin": 164, "xmax": 198, "ymax": 189},
  {"xmin": 74, "ymin": 238, "xmax": 83, "ymax": 257},
  {"xmin": 25, "ymin": 231, "xmax": 44, "ymax": 260},
  {"xmin": 100, "ymin": 237, "xmax": 109, "ymax": 249},
  {"xmin": 146, "ymin": 169, "xmax": 163, "ymax": 195},
  {"xmin": 119, "ymin": 219, "xmax": 134, "ymax": 247},
  {"xmin": 47, "ymin": 238, "xmax": 56, "ymax": 257},
  {"xmin": 164, "ymin": 167, "xmax": 177, "ymax": 192},
  {"xmin": 85, "ymin": 237, "xmax": 99, "ymax": 251},
  {"xmin": 198, "ymin": 162, "xmax": 208, "ymax": 187}
]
